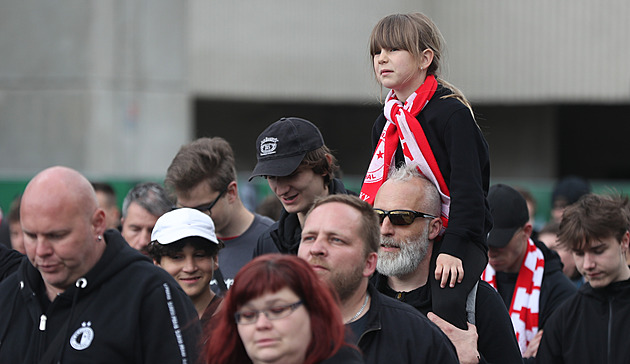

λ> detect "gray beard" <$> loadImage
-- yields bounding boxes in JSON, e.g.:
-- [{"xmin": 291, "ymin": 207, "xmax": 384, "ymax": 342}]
[{"xmin": 377, "ymin": 230, "xmax": 430, "ymax": 277}]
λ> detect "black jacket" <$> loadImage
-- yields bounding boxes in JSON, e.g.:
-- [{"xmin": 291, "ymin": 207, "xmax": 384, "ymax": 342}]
[
  {"xmin": 351, "ymin": 283, "xmax": 459, "ymax": 364},
  {"xmin": 0, "ymin": 230, "xmax": 201, "ymax": 364},
  {"xmin": 495, "ymin": 240, "xmax": 577, "ymax": 330},
  {"xmin": 0, "ymin": 242, "xmax": 22, "ymax": 280},
  {"xmin": 373, "ymin": 273, "xmax": 521, "ymax": 364},
  {"xmin": 371, "ymin": 85, "xmax": 492, "ymax": 259},
  {"xmin": 254, "ymin": 178, "xmax": 355, "ymax": 256},
  {"xmin": 537, "ymin": 278, "xmax": 630, "ymax": 364}
]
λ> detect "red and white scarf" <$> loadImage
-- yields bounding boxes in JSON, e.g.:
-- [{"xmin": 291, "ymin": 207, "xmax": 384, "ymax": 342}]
[
  {"xmin": 481, "ymin": 238, "xmax": 545, "ymax": 355},
  {"xmin": 360, "ymin": 75, "xmax": 450, "ymax": 230}
]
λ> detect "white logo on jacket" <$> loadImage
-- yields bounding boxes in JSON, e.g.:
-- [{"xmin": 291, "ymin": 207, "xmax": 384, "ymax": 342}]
[{"xmin": 70, "ymin": 321, "xmax": 94, "ymax": 350}]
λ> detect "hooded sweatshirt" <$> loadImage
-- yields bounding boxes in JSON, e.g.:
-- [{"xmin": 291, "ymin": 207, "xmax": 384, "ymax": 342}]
[
  {"xmin": 0, "ymin": 230, "xmax": 201, "ymax": 364},
  {"xmin": 537, "ymin": 278, "xmax": 630, "ymax": 364}
]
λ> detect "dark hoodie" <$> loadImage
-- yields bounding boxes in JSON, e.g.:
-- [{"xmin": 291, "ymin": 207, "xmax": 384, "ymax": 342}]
[
  {"xmin": 537, "ymin": 278, "xmax": 630, "ymax": 364},
  {"xmin": 254, "ymin": 178, "xmax": 356, "ymax": 256},
  {"xmin": 0, "ymin": 230, "xmax": 201, "ymax": 364}
]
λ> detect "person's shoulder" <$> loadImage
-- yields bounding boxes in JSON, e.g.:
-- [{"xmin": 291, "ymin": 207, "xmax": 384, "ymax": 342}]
[{"xmin": 253, "ymin": 213, "xmax": 275, "ymax": 226}]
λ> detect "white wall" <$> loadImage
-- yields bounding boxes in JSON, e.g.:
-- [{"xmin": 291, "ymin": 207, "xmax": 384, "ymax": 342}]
[{"xmin": 0, "ymin": 0, "xmax": 190, "ymax": 178}]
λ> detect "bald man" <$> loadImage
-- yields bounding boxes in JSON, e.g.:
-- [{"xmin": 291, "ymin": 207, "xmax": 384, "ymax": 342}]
[{"xmin": 0, "ymin": 166, "xmax": 201, "ymax": 363}]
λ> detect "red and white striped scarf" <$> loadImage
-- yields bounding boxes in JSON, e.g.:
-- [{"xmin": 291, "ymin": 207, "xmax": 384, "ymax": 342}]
[
  {"xmin": 481, "ymin": 238, "xmax": 545, "ymax": 355},
  {"xmin": 360, "ymin": 75, "xmax": 450, "ymax": 231}
]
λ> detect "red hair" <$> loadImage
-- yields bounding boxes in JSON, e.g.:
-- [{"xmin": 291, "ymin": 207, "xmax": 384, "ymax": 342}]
[{"xmin": 204, "ymin": 254, "xmax": 347, "ymax": 364}]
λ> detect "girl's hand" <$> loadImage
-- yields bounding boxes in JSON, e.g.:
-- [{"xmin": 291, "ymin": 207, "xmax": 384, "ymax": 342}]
[{"xmin": 435, "ymin": 253, "xmax": 464, "ymax": 288}]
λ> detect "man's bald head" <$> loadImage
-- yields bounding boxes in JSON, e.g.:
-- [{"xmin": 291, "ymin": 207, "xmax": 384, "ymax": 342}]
[{"xmin": 23, "ymin": 166, "xmax": 99, "ymax": 220}]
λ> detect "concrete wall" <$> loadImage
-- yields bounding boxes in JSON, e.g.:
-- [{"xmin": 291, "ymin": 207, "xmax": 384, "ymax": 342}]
[
  {"xmin": 1, "ymin": 0, "xmax": 628, "ymax": 182},
  {"xmin": 190, "ymin": 0, "xmax": 630, "ymax": 103},
  {"xmin": 0, "ymin": 0, "xmax": 190, "ymax": 179}
]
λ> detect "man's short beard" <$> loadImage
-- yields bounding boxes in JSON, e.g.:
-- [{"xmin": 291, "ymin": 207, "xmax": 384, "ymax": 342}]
[
  {"xmin": 377, "ymin": 230, "xmax": 430, "ymax": 277},
  {"xmin": 330, "ymin": 263, "xmax": 365, "ymax": 303}
]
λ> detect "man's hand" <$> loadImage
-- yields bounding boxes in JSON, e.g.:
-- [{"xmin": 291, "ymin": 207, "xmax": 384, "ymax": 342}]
[
  {"xmin": 435, "ymin": 253, "xmax": 464, "ymax": 288},
  {"xmin": 428, "ymin": 312, "xmax": 480, "ymax": 364},
  {"xmin": 523, "ymin": 329, "xmax": 543, "ymax": 358}
]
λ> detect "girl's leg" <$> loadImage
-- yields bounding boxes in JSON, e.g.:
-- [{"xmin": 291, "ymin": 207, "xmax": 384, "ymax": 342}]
[{"xmin": 429, "ymin": 243, "xmax": 487, "ymax": 330}]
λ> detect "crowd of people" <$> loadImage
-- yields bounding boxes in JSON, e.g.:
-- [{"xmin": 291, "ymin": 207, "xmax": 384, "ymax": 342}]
[{"xmin": 0, "ymin": 11, "xmax": 629, "ymax": 364}]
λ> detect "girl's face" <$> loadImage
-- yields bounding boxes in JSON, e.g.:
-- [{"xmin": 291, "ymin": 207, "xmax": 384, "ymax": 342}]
[
  {"xmin": 236, "ymin": 287, "xmax": 312, "ymax": 364},
  {"xmin": 157, "ymin": 244, "xmax": 216, "ymax": 301},
  {"xmin": 373, "ymin": 47, "xmax": 424, "ymax": 100}
]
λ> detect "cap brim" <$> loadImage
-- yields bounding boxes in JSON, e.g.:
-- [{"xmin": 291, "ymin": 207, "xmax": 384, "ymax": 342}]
[
  {"xmin": 487, "ymin": 227, "xmax": 519, "ymax": 248},
  {"xmin": 248, "ymin": 153, "xmax": 305, "ymax": 181},
  {"xmin": 156, "ymin": 228, "xmax": 219, "ymax": 245}
]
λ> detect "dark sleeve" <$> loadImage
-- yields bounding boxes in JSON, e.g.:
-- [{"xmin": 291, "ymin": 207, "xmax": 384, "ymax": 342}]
[
  {"xmin": 0, "ymin": 244, "xmax": 25, "ymax": 281},
  {"xmin": 253, "ymin": 226, "xmax": 280, "ymax": 258},
  {"xmin": 439, "ymin": 107, "xmax": 491, "ymax": 259},
  {"xmin": 140, "ymin": 282, "xmax": 202, "ymax": 364},
  {"xmin": 535, "ymin": 309, "xmax": 565, "ymax": 364},
  {"xmin": 475, "ymin": 282, "xmax": 522, "ymax": 364},
  {"xmin": 539, "ymin": 271, "xmax": 576, "ymax": 329}
]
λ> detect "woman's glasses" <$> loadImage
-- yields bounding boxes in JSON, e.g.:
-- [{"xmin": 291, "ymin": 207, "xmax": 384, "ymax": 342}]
[
  {"xmin": 235, "ymin": 301, "xmax": 303, "ymax": 325},
  {"xmin": 373, "ymin": 208, "xmax": 437, "ymax": 226}
]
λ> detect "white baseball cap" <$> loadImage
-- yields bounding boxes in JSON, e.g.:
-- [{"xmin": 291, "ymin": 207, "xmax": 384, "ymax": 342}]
[{"xmin": 151, "ymin": 208, "xmax": 219, "ymax": 245}]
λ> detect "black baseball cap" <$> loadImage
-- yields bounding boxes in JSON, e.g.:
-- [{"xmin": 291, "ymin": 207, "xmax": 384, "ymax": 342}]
[
  {"xmin": 249, "ymin": 117, "xmax": 324, "ymax": 181},
  {"xmin": 487, "ymin": 184, "xmax": 529, "ymax": 248}
]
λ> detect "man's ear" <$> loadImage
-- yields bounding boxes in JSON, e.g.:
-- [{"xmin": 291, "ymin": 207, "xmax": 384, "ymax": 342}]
[
  {"xmin": 226, "ymin": 181, "xmax": 238, "ymax": 203},
  {"xmin": 364, "ymin": 252, "xmax": 378, "ymax": 277},
  {"xmin": 428, "ymin": 217, "xmax": 442, "ymax": 240},
  {"xmin": 523, "ymin": 223, "xmax": 534, "ymax": 239},
  {"xmin": 620, "ymin": 231, "xmax": 630, "ymax": 254},
  {"xmin": 92, "ymin": 208, "xmax": 107, "ymax": 236}
]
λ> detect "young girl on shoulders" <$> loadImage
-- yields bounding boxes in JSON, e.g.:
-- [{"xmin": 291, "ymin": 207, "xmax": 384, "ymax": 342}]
[{"xmin": 361, "ymin": 12, "xmax": 492, "ymax": 330}]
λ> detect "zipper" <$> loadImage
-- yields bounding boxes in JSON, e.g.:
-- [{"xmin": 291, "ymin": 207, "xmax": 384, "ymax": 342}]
[
  {"xmin": 607, "ymin": 298, "xmax": 614, "ymax": 364},
  {"xmin": 39, "ymin": 314, "xmax": 47, "ymax": 331}
]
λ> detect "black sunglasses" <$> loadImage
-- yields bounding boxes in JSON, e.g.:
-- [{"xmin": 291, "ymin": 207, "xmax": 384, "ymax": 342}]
[
  {"xmin": 373, "ymin": 208, "xmax": 437, "ymax": 226},
  {"xmin": 173, "ymin": 186, "xmax": 227, "ymax": 216}
]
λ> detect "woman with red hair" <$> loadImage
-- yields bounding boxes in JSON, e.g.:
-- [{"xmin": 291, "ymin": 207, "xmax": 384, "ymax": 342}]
[{"xmin": 204, "ymin": 254, "xmax": 363, "ymax": 364}]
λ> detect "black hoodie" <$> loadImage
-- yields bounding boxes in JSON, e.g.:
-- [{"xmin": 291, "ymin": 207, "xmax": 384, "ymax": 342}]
[
  {"xmin": 0, "ymin": 230, "xmax": 201, "ymax": 364},
  {"xmin": 537, "ymin": 278, "xmax": 630, "ymax": 363}
]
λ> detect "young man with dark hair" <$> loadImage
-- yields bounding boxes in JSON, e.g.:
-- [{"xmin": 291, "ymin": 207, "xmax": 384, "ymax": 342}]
[
  {"xmin": 166, "ymin": 137, "xmax": 273, "ymax": 294},
  {"xmin": 537, "ymin": 193, "xmax": 630, "ymax": 363},
  {"xmin": 148, "ymin": 208, "xmax": 224, "ymax": 326},
  {"xmin": 250, "ymin": 117, "xmax": 355, "ymax": 256}
]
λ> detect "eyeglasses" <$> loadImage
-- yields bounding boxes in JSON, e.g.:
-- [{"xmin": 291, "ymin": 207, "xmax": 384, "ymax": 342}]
[
  {"xmin": 175, "ymin": 186, "xmax": 227, "ymax": 216},
  {"xmin": 234, "ymin": 301, "xmax": 303, "ymax": 325},
  {"xmin": 373, "ymin": 208, "xmax": 437, "ymax": 226}
]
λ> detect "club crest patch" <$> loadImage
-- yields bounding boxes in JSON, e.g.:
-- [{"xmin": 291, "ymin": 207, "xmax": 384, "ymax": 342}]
[
  {"xmin": 70, "ymin": 321, "xmax": 94, "ymax": 351},
  {"xmin": 260, "ymin": 137, "xmax": 278, "ymax": 156}
]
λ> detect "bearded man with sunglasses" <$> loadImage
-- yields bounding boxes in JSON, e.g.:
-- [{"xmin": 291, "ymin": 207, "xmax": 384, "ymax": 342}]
[
  {"xmin": 165, "ymin": 137, "xmax": 274, "ymax": 295},
  {"xmin": 372, "ymin": 165, "xmax": 522, "ymax": 364}
]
